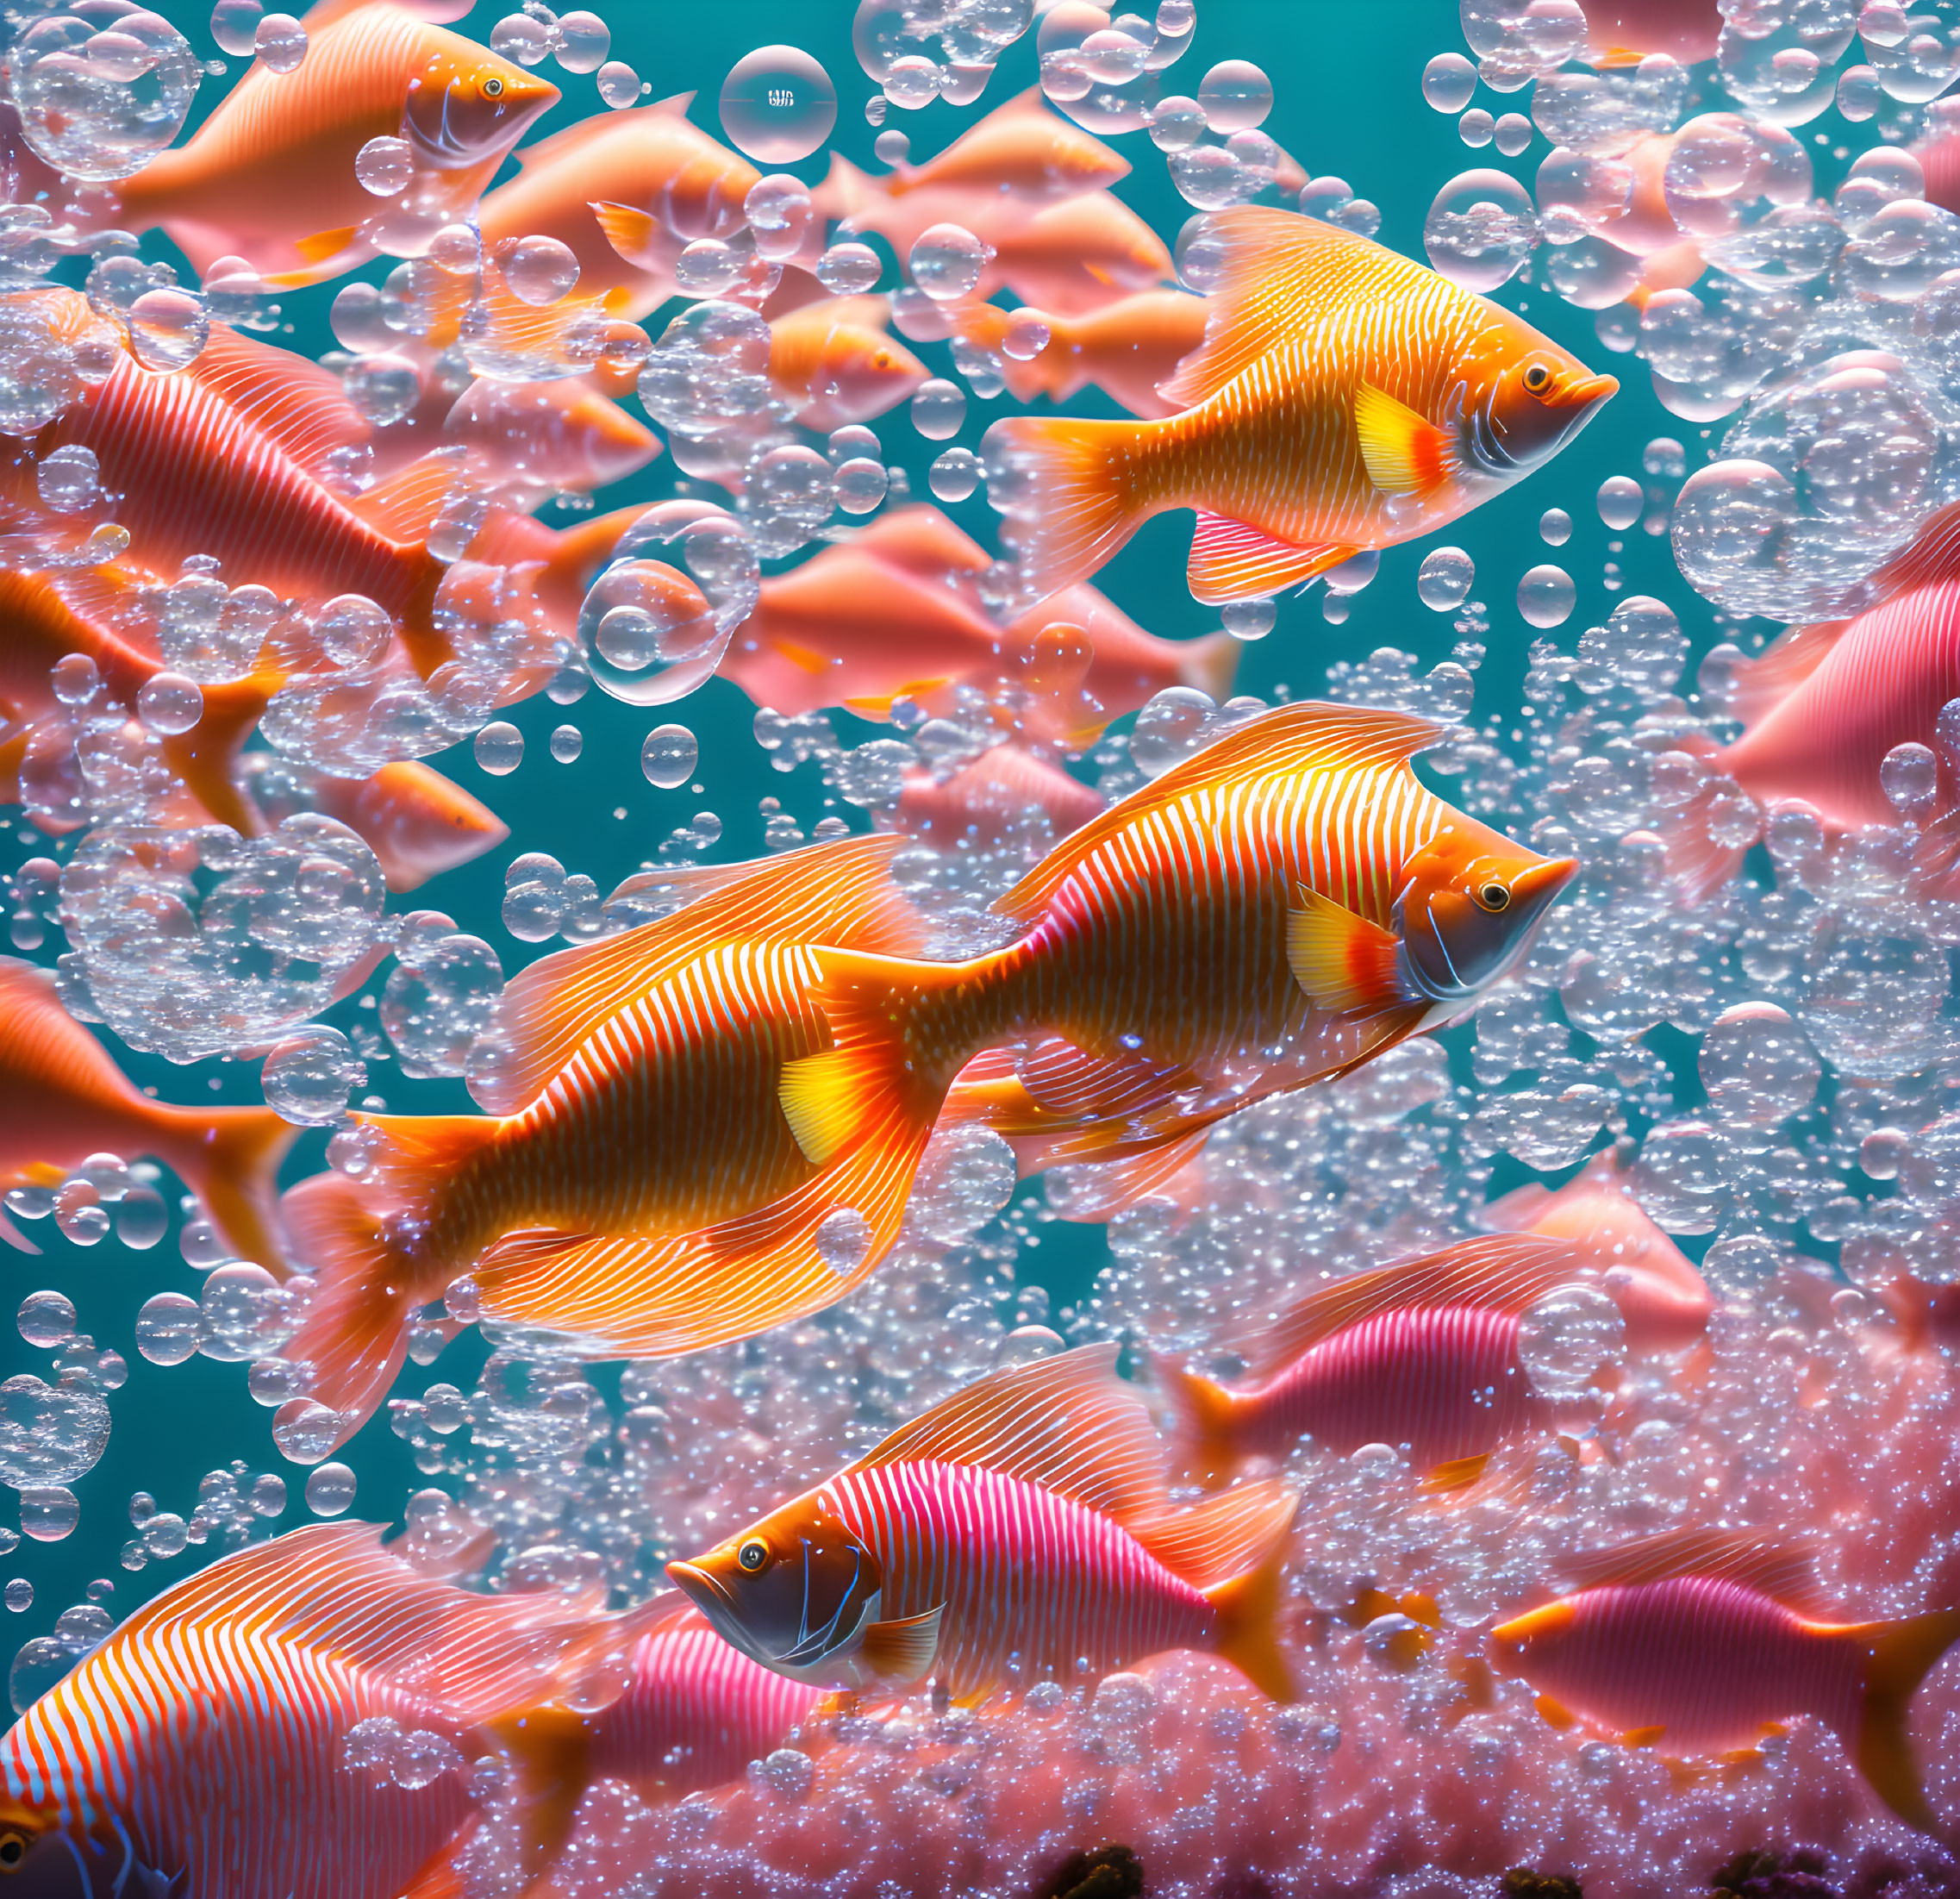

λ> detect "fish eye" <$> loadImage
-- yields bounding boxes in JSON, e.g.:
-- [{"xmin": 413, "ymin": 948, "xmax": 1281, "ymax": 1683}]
[
  {"xmin": 0, "ymin": 1831, "xmax": 26, "ymax": 1871},
  {"xmin": 1477, "ymin": 882, "xmax": 1511, "ymax": 912},
  {"xmin": 484, "ymin": 75, "xmax": 505, "ymax": 97},
  {"xmin": 738, "ymin": 1539, "xmax": 769, "ymax": 1572},
  {"xmin": 1522, "ymin": 364, "xmax": 1551, "ymax": 395}
]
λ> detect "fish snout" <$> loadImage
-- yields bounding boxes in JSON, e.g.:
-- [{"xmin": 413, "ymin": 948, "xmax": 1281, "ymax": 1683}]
[
  {"xmin": 665, "ymin": 1559, "xmax": 729, "ymax": 1611},
  {"xmin": 1556, "ymin": 372, "xmax": 1620, "ymax": 412},
  {"xmin": 1514, "ymin": 855, "xmax": 1580, "ymax": 912}
]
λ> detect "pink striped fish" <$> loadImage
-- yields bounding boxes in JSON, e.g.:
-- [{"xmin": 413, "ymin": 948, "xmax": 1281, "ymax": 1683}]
[
  {"xmin": 1156, "ymin": 1235, "xmax": 1588, "ymax": 1487},
  {"xmin": 1490, "ymin": 1527, "xmax": 1960, "ymax": 1832},
  {"xmin": 668, "ymin": 1345, "xmax": 1300, "ymax": 1705},
  {"xmin": 1664, "ymin": 552, "xmax": 1960, "ymax": 901},
  {"xmin": 455, "ymin": 1599, "xmax": 820, "ymax": 1887},
  {"xmin": 0, "ymin": 292, "xmax": 629, "ymax": 682},
  {"xmin": 776, "ymin": 701, "xmax": 1575, "ymax": 1205},
  {"xmin": 1483, "ymin": 1148, "xmax": 1713, "ymax": 1352},
  {"xmin": 0, "ymin": 1522, "xmax": 603, "ymax": 1899},
  {"xmin": 983, "ymin": 206, "xmax": 1616, "ymax": 602}
]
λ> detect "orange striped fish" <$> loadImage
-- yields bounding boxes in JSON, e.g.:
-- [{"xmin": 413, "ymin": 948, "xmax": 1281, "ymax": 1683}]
[
  {"xmin": 765, "ymin": 295, "xmax": 927, "ymax": 432},
  {"xmin": 0, "ymin": 1521, "xmax": 613, "ymax": 1899},
  {"xmin": 668, "ymin": 1345, "xmax": 1299, "ymax": 1706},
  {"xmin": 1489, "ymin": 1527, "xmax": 1960, "ymax": 1831},
  {"xmin": 1155, "ymin": 1234, "xmax": 1589, "ymax": 1488},
  {"xmin": 983, "ymin": 207, "xmax": 1618, "ymax": 602},
  {"xmin": 277, "ymin": 834, "xmax": 933, "ymax": 1442},
  {"xmin": 777, "ymin": 701, "xmax": 1574, "ymax": 1202},
  {"xmin": 0, "ymin": 959, "xmax": 293, "ymax": 1271},
  {"xmin": 478, "ymin": 94, "xmax": 765, "ymax": 319},
  {"xmin": 112, "ymin": 2, "xmax": 556, "ymax": 286}
]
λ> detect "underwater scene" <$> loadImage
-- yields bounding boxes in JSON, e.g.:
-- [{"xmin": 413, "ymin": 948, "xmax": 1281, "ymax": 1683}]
[{"xmin": 9, "ymin": 0, "xmax": 1960, "ymax": 1893}]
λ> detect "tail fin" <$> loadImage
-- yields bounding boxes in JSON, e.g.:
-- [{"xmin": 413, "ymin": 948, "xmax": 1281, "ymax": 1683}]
[
  {"xmin": 157, "ymin": 671, "xmax": 280, "ymax": 837},
  {"xmin": 983, "ymin": 415, "xmax": 1154, "ymax": 596},
  {"xmin": 531, "ymin": 503, "xmax": 644, "ymax": 633},
  {"xmin": 813, "ymin": 150, "xmax": 879, "ymax": 224},
  {"xmin": 279, "ymin": 1171, "xmax": 415, "ymax": 1443},
  {"xmin": 280, "ymin": 1114, "xmax": 496, "ymax": 1440},
  {"xmin": 1166, "ymin": 1481, "xmax": 1298, "ymax": 1702},
  {"xmin": 1845, "ymin": 1607, "xmax": 1960, "ymax": 1832},
  {"xmin": 163, "ymin": 1104, "xmax": 297, "ymax": 1277},
  {"xmin": 1177, "ymin": 630, "xmax": 1240, "ymax": 703},
  {"xmin": 1152, "ymin": 1352, "xmax": 1248, "ymax": 1490},
  {"xmin": 1659, "ymin": 771, "xmax": 1746, "ymax": 906}
]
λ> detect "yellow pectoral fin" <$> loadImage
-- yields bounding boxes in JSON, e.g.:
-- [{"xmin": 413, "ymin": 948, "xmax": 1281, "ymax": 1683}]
[
  {"xmin": 1353, "ymin": 381, "xmax": 1454, "ymax": 495},
  {"xmin": 1620, "ymin": 1725, "xmax": 1666, "ymax": 1748},
  {"xmin": 1534, "ymin": 1694, "xmax": 1577, "ymax": 1731},
  {"xmin": 1285, "ymin": 885, "xmax": 1404, "ymax": 1015}
]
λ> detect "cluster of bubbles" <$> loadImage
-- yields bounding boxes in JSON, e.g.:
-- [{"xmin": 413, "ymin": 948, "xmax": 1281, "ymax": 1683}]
[{"xmin": 14, "ymin": 0, "xmax": 1960, "ymax": 1893}]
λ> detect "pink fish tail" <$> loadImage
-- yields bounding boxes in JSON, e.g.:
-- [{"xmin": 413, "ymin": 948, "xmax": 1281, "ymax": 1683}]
[{"xmin": 983, "ymin": 414, "xmax": 1152, "ymax": 595}]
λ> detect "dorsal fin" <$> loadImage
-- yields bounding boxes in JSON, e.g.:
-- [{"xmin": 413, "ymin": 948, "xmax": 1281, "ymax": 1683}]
[
  {"xmin": 1130, "ymin": 1477, "xmax": 1298, "ymax": 1590},
  {"xmin": 188, "ymin": 325, "xmax": 371, "ymax": 474},
  {"xmin": 993, "ymin": 700, "xmax": 1444, "ymax": 921},
  {"xmin": 346, "ymin": 448, "xmax": 465, "ymax": 546},
  {"xmin": 515, "ymin": 92, "xmax": 698, "ymax": 170},
  {"xmin": 1869, "ymin": 497, "xmax": 1960, "ymax": 599},
  {"xmin": 1243, "ymin": 1234, "xmax": 1586, "ymax": 1378},
  {"xmin": 848, "ymin": 1342, "xmax": 1166, "ymax": 1525},
  {"xmin": 103, "ymin": 1522, "xmax": 603, "ymax": 1721},
  {"xmin": 1722, "ymin": 618, "xmax": 1852, "ymax": 728},
  {"xmin": 1157, "ymin": 208, "xmax": 1366, "ymax": 409},
  {"xmin": 1562, "ymin": 1527, "xmax": 1825, "ymax": 1613},
  {"xmin": 471, "ymin": 834, "xmax": 928, "ymax": 1115},
  {"xmin": 852, "ymin": 503, "xmax": 992, "ymax": 581}
]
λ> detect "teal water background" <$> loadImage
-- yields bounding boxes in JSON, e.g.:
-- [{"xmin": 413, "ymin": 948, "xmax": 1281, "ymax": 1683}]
[{"xmin": 1, "ymin": 0, "xmax": 1733, "ymax": 1683}]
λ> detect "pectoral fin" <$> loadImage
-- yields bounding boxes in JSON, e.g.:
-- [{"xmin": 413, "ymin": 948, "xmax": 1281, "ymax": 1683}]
[
  {"xmin": 293, "ymin": 225, "xmax": 359, "ymax": 266},
  {"xmin": 1353, "ymin": 382, "xmax": 1456, "ymax": 495},
  {"xmin": 858, "ymin": 1604, "xmax": 943, "ymax": 1683},
  {"xmin": 1285, "ymin": 885, "xmax": 1404, "ymax": 1015}
]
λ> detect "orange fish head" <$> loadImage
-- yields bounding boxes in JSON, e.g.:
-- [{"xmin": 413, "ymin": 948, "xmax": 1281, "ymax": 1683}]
[
  {"xmin": 0, "ymin": 1798, "xmax": 160, "ymax": 1896},
  {"xmin": 405, "ymin": 35, "xmax": 559, "ymax": 172},
  {"xmin": 812, "ymin": 328, "xmax": 928, "ymax": 426},
  {"xmin": 1465, "ymin": 351, "xmax": 1619, "ymax": 477},
  {"xmin": 1394, "ymin": 824, "xmax": 1576, "ymax": 1015},
  {"xmin": 667, "ymin": 1494, "xmax": 884, "ymax": 1684}
]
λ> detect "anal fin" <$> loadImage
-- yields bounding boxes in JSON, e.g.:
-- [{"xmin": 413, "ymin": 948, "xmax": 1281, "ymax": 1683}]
[{"xmin": 1186, "ymin": 510, "xmax": 1353, "ymax": 606}]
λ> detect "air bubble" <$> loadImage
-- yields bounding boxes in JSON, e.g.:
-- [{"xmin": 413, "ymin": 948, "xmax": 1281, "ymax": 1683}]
[
  {"xmin": 641, "ymin": 724, "xmax": 699, "ymax": 790},
  {"xmin": 720, "ymin": 45, "xmax": 837, "ymax": 163}
]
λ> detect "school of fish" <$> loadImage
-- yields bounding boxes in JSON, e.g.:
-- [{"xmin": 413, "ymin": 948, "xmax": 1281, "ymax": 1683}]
[{"xmin": 5, "ymin": 0, "xmax": 1960, "ymax": 1894}]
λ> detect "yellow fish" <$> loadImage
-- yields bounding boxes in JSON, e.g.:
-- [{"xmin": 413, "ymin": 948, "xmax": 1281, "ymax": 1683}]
[{"xmin": 984, "ymin": 206, "xmax": 1618, "ymax": 603}]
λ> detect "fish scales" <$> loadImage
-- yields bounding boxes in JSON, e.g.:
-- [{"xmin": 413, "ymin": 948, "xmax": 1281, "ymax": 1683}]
[
  {"xmin": 1539, "ymin": 1577, "xmax": 1863, "ymax": 1749},
  {"xmin": 1250, "ymin": 1305, "xmax": 1532, "ymax": 1465},
  {"xmin": 824, "ymin": 1460, "xmax": 1212, "ymax": 1698}
]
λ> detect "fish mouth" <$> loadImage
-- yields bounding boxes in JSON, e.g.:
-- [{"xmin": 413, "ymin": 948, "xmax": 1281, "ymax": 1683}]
[
  {"xmin": 1555, "ymin": 372, "xmax": 1620, "ymax": 410},
  {"xmin": 665, "ymin": 1559, "xmax": 731, "ymax": 1611},
  {"xmin": 1513, "ymin": 856, "xmax": 1580, "ymax": 911}
]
